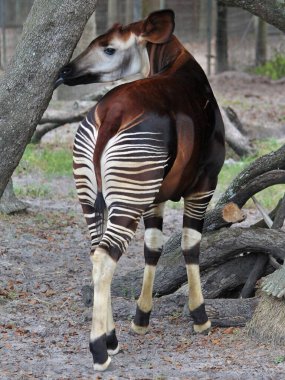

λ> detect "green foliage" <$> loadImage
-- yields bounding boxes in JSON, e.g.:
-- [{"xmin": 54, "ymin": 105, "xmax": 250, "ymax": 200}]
[
  {"xmin": 252, "ymin": 53, "xmax": 285, "ymax": 80},
  {"xmin": 14, "ymin": 184, "xmax": 51, "ymax": 198},
  {"xmin": 274, "ymin": 355, "xmax": 285, "ymax": 364},
  {"xmin": 16, "ymin": 144, "xmax": 72, "ymax": 176}
]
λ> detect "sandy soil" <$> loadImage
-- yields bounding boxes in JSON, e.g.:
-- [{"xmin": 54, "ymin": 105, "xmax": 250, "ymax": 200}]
[{"xmin": 1, "ymin": 73, "xmax": 285, "ymax": 379}]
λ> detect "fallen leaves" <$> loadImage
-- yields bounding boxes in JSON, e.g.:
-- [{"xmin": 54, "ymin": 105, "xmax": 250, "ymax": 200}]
[
  {"xmin": 175, "ymin": 341, "xmax": 192, "ymax": 352},
  {"xmin": 44, "ymin": 288, "xmax": 56, "ymax": 297},
  {"xmin": 222, "ymin": 327, "xmax": 235, "ymax": 334}
]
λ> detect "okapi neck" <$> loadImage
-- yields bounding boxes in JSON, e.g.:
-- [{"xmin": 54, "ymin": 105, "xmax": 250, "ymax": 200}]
[{"xmin": 146, "ymin": 35, "xmax": 187, "ymax": 76}]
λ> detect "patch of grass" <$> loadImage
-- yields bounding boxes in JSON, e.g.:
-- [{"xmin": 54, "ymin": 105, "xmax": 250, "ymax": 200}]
[
  {"xmin": 14, "ymin": 184, "xmax": 51, "ymax": 198},
  {"xmin": 252, "ymin": 138, "xmax": 283, "ymax": 158},
  {"xmin": 16, "ymin": 144, "xmax": 72, "ymax": 177},
  {"xmin": 251, "ymin": 53, "xmax": 285, "ymax": 80},
  {"xmin": 274, "ymin": 355, "xmax": 285, "ymax": 364}
]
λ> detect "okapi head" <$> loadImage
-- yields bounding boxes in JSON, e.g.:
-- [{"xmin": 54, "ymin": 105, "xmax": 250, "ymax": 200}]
[{"xmin": 55, "ymin": 9, "xmax": 175, "ymax": 87}]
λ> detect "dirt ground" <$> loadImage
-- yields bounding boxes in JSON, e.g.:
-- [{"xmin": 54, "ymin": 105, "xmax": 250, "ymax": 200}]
[
  {"xmin": 1, "ymin": 74, "xmax": 285, "ymax": 379},
  {"xmin": 1, "ymin": 196, "xmax": 285, "ymax": 380}
]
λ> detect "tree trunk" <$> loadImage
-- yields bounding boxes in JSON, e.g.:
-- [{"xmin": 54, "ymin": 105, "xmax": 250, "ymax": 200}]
[
  {"xmin": 107, "ymin": 0, "xmax": 117, "ymax": 28},
  {"xmin": 216, "ymin": 1, "xmax": 228, "ymax": 73},
  {"xmin": 255, "ymin": 17, "xmax": 267, "ymax": 66},
  {"xmin": 133, "ymin": 0, "xmax": 142, "ymax": 21},
  {"xmin": 125, "ymin": 0, "xmax": 133, "ymax": 24},
  {"xmin": 0, "ymin": 0, "xmax": 98, "ymax": 198},
  {"xmin": 220, "ymin": 0, "xmax": 285, "ymax": 34},
  {"xmin": 0, "ymin": 178, "xmax": 27, "ymax": 214}
]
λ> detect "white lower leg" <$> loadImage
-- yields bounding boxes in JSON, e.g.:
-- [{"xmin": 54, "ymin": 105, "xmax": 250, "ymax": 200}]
[
  {"xmin": 106, "ymin": 292, "xmax": 120, "ymax": 355},
  {"xmin": 90, "ymin": 248, "xmax": 116, "ymax": 371},
  {"xmin": 132, "ymin": 264, "xmax": 156, "ymax": 334},
  {"xmin": 186, "ymin": 264, "xmax": 211, "ymax": 333}
]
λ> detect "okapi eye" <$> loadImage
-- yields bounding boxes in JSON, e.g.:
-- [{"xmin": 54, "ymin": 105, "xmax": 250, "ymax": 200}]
[{"xmin": 104, "ymin": 47, "xmax": 116, "ymax": 56}]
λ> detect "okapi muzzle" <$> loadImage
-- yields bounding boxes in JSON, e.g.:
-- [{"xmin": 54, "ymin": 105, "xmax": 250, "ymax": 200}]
[{"xmin": 55, "ymin": 9, "xmax": 225, "ymax": 372}]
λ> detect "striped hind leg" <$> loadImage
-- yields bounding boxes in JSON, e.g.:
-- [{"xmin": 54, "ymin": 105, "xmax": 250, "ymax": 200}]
[
  {"xmin": 182, "ymin": 181, "xmax": 216, "ymax": 333},
  {"xmin": 132, "ymin": 203, "xmax": 165, "ymax": 334}
]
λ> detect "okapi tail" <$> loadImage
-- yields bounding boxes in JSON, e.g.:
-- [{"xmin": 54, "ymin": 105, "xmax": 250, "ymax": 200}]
[{"xmin": 94, "ymin": 191, "xmax": 106, "ymax": 238}]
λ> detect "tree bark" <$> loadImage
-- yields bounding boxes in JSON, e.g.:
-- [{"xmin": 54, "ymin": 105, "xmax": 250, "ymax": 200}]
[
  {"xmin": 255, "ymin": 17, "xmax": 267, "ymax": 66},
  {"xmin": 216, "ymin": 1, "xmax": 229, "ymax": 73},
  {"xmin": 220, "ymin": 0, "xmax": 285, "ymax": 33},
  {"xmin": 0, "ymin": 178, "xmax": 27, "ymax": 214},
  {"xmin": 0, "ymin": 0, "xmax": 98, "ymax": 198}
]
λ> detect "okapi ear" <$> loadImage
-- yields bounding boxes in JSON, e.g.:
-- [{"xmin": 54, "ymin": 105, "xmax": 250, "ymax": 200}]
[{"xmin": 141, "ymin": 9, "xmax": 175, "ymax": 44}]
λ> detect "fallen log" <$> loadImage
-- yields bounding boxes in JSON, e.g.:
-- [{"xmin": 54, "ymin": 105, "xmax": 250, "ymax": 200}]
[
  {"xmin": 224, "ymin": 106, "xmax": 247, "ymax": 135},
  {"xmin": 204, "ymin": 201, "xmax": 245, "ymax": 232},
  {"xmin": 178, "ymin": 253, "xmax": 260, "ymax": 299},
  {"xmin": 32, "ymin": 105, "xmax": 92, "ymax": 143},
  {"xmin": 221, "ymin": 107, "xmax": 253, "ymax": 157},
  {"xmin": 111, "ymin": 228, "xmax": 285, "ymax": 298},
  {"xmin": 216, "ymin": 144, "xmax": 285, "ymax": 209},
  {"xmin": 31, "ymin": 123, "xmax": 60, "ymax": 144},
  {"xmin": 205, "ymin": 170, "xmax": 285, "ymax": 231},
  {"xmin": 39, "ymin": 109, "xmax": 88, "ymax": 125},
  {"xmin": 240, "ymin": 193, "xmax": 285, "ymax": 298}
]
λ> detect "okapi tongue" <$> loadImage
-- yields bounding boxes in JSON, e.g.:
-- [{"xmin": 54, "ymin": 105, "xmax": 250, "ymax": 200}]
[{"xmin": 54, "ymin": 76, "xmax": 64, "ymax": 89}]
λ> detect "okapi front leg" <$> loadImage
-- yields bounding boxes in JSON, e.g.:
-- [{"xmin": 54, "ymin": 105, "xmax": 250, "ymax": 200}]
[
  {"xmin": 90, "ymin": 248, "xmax": 116, "ymax": 371},
  {"xmin": 183, "ymin": 191, "xmax": 214, "ymax": 334},
  {"xmin": 132, "ymin": 203, "xmax": 164, "ymax": 334}
]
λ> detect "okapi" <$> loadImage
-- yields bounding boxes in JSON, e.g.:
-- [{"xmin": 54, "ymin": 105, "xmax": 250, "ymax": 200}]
[{"xmin": 55, "ymin": 9, "xmax": 225, "ymax": 371}]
